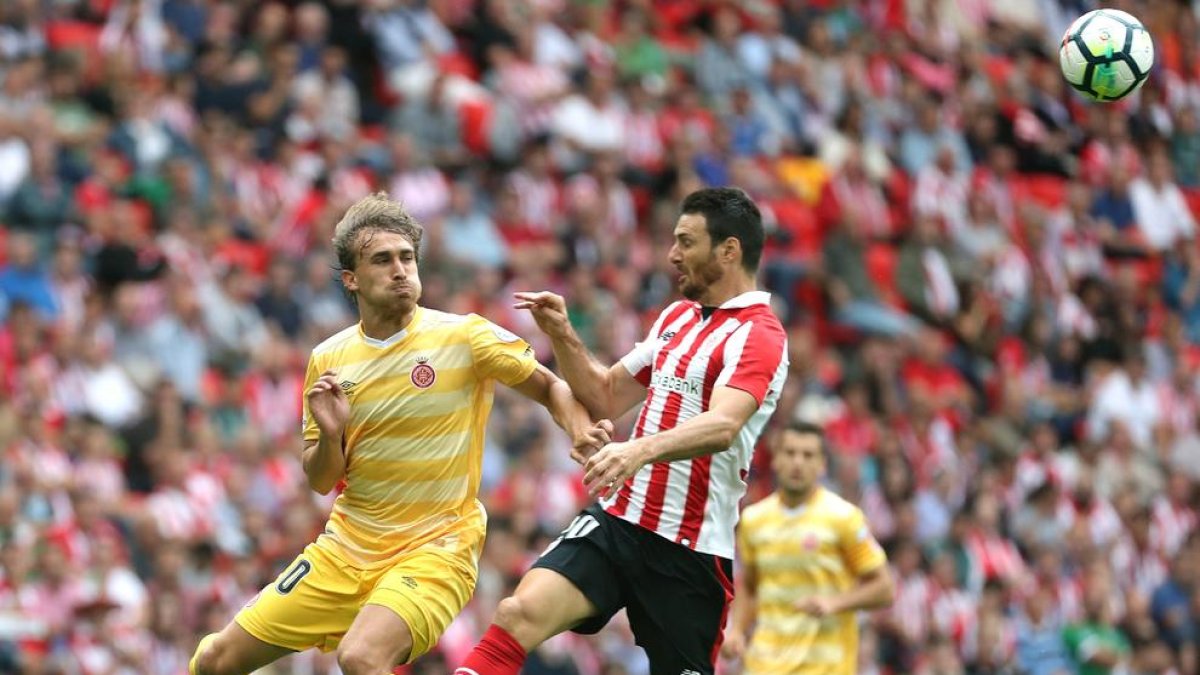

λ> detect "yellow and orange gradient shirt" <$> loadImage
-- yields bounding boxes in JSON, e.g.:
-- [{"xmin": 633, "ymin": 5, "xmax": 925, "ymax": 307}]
[
  {"xmin": 302, "ymin": 307, "xmax": 538, "ymax": 568},
  {"xmin": 737, "ymin": 488, "xmax": 888, "ymax": 675}
]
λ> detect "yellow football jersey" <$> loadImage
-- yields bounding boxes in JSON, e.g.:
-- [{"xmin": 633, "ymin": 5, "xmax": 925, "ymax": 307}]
[
  {"xmin": 302, "ymin": 307, "xmax": 538, "ymax": 568},
  {"xmin": 737, "ymin": 487, "xmax": 887, "ymax": 675}
]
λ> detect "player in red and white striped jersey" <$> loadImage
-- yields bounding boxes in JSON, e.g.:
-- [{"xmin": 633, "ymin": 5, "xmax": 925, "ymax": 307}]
[{"xmin": 454, "ymin": 187, "xmax": 788, "ymax": 675}]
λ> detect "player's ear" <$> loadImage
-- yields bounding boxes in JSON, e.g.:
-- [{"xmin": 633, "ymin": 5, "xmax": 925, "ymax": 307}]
[
  {"xmin": 341, "ymin": 268, "xmax": 358, "ymax": 293},
  {"xmin": 722, "ymin": 237, "xmax": 741, "ymax": 265}
]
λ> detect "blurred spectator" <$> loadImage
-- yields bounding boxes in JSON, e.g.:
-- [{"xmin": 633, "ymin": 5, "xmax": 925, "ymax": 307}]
[
  {"xmin": 898, "ymin": 95, "xmax": 972, "ymax": 176},
  {"xmin": 695, "ymin": 5, "xmax": 750, "ymax": 101},
  {"xmin": 0, "ymin": 231, "xmax": 55, "ymax": 321},
  {"xmin": 896, "ymin": 214, "xmax": 961, "ymax": 326},
  {"xmin": 1171, "ymin": 106, "xmax": 1200, "ymax": 188},
  {"xmin": 291, "ymin": 45, "xmax": 360, "ymax": 140},
  {"xmin": 1014, "ymin": 586, "xmax": 1073, "ymax": 675},
  {"xmin": 1064, "ymin": 590, "xmax": 1132, "ymax": 675},
  {"xmin": 822, "ymin": 199, "xmax": 920, "ymax": 338},
  {"xmin": 552, "ymin": 70, "xmax": 626, "ymax": 173},
  {"xmin": 1130, "ymin": 149, "xmax": 1197, "ymax": 252},
  {"xmin": 5, "ymin": 140, "xmax": 75, "ymax": 234}
]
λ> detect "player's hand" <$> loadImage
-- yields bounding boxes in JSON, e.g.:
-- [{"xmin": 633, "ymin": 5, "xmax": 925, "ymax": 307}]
[
  {"xmin": 720, "ymin": 631, "xmax": 747, "ymax": 661},
  {"xmin": 307, "ymin": 369, "xmax": 350, "ymax": 436},
  {"xmin": 583, "ymin": 440, "xmax": 647, "ymax": 498},
  {"xmin": 571, "ymin": 419, "xmax": 614, "ymax": 465},
  {"xmin": 795, "ymin": 596, "xmax": 838, "ymax": 618},
  {"xmin": 512, "ymin": 291, "xmax": 572, "ymax": 340}
]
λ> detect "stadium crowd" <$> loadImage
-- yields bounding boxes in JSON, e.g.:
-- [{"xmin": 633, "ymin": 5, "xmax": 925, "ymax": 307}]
[{"xmin": 2, "ymin": 0, "xmax": 1200, "ymax": 673}]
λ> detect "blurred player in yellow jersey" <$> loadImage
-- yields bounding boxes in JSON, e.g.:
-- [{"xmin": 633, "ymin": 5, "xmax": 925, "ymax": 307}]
[
  {"xmin": 723, "ymin": 421, "xmax": 895, "ymax": 675},
  {"xmin": 191, "ymin": 193, "xmax": 611, "ymax": 675}
]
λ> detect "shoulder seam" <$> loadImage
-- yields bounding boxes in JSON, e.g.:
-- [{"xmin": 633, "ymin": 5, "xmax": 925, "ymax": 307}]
[{"xmin": 312, "ymin": 325, "xmax": 359, "ymax": 356}]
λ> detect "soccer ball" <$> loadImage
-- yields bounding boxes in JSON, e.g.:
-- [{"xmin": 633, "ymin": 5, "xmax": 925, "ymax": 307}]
[{"xmin": 1059, "ymin": 9, "xmax": 1154, "ymax": 102}]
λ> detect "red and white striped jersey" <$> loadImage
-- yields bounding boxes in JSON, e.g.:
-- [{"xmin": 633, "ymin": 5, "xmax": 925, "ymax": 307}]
[
  {"xmin": 602, "ymin": 291, "xmax": 788, "ymax": 559},
  {"xmin": 1152, "ymin": 496, "xmax": 1197, "ymax": 557}
]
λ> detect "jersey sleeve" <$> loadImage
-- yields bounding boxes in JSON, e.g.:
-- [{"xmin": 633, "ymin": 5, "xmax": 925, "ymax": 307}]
[
  {"xmin": 713, "ymin": 318, "xmax": 788, "ymax": 405},
  {"xmin": 838, "ymin": 506, "xmax": 888, "ymax": 576},
  {"xmin": 619, "ymin": 301, "xmax": 686, "ymax": 387},
  {"xmin": 468, "ymin": 315, "xmax": 540, "ymax": 386},
  {"xmin": 301, "ymin": 352, "xmax": 321, "ymax": 443}
]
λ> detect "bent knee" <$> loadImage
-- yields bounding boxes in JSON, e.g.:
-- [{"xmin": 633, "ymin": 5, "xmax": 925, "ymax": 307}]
[
  {"xmin": 492, "ymin": 594, "xmax": 567, "ymax": 652},
  {"xmin": 193, "ymin": 638, "xmax": 233, "ymax": 675},
  {"xmin": 493, "ymin": 595, "xmax": 532, "ymax": 633},
  {"xmin": 337, "ymin": 645, "xmax": 404, "ymax": 675}
]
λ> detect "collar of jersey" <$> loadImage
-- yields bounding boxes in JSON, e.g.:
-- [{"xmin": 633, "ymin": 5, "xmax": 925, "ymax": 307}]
[
  {"xmin": 779, "ymin": 486, "xmax": 823, "ymax": 516},
  {"xmin": 713, "ymin": 290, "xmax": 771, "ymax": 310},
  {"xmin": 358, "ymin": 307, "xmax": 422, "ymax": 349}
]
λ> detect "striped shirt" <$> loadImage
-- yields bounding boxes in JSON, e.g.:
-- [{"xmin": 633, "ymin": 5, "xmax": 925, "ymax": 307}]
[
  {"xmin": 302, "ymin": 308, "xmax": 538, "ymax": 567},
  {"xmin": 737, "ymin": 489, "xmax": 888, "ymax": 675},
  {"xmin": 603, "ymin": 291, "xmax": 787, "ymax": 559}
]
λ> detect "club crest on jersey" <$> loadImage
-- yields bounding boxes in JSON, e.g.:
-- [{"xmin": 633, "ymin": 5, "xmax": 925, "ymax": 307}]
[
  {"xmin": 411, "ymin": 357, "xmax": 436, "ymax": 389},
  {"xmin": 803, "ymin": 532, "xmax": 820, "ymax": 551}
]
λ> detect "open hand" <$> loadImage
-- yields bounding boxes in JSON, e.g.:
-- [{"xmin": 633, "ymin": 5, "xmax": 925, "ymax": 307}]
[
  {"xmin": 513, "ymin": 291, "xmax": 572, "ymax": 339},
  {"xmin": 307, "ymin": 369, "xmax": 350, "ymax": 436},
  {"xmin": 583, "ymin": 441, "xmax": 648, "ymax": 498}
]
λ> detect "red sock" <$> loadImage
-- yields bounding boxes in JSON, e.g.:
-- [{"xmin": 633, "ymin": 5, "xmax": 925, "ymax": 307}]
[{"xmin": 454, "ymin": 624, "xmax": 527, "ymax": 675}]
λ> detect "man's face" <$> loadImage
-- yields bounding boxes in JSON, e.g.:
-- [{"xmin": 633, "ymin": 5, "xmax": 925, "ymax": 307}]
[
  {"xmin": 772, "ymin": 430, "xmax": 826, "ymax": 495},
  {"xmin": 669, "ymin": 214, "xmax": 724, "ymax": 302},
  {"xmin": 342, "ymin": 229, "xmax": 421, "ymax": 315}
]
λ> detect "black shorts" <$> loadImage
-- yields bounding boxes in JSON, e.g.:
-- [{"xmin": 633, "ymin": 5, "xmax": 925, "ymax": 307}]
[{"xmin": 532, "ymin": 504, "xmax": 734, "ymax": 675}]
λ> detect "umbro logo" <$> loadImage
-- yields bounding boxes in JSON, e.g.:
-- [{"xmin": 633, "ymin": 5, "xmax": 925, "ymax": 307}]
[
  {"xmin": 339, "ymin": 380, "xmax": 357, "ymax": 392},
  {"xmin": 659, "ymin": 331, "xmax": 677, "ymax": 341}
]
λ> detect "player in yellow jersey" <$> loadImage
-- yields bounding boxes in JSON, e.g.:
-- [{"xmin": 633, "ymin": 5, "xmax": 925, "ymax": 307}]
[
  {"xmin": 190, "ymin": 193, "xmax": 612, "ymax": 675},
  {"xmin": 723, "ymin": 421, "xmax": 896, "ymax": 675}
]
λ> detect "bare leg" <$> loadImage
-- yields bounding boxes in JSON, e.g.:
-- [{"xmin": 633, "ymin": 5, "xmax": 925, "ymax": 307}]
[
  {"xmin": 492, "ymin": 568, "xmax": 598, "ymax": 651},
  {"xmin": 336, "ymin": 604, "xmax": 416, "ymax": 675},
  {"xmin": 191, "ymin": 622, "xmax": 295, "ymax": 675}
]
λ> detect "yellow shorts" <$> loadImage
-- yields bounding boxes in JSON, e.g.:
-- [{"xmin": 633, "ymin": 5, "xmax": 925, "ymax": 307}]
[{"xmin": 234, "ymin": 541, "xmax": 477, "ymax": 661}]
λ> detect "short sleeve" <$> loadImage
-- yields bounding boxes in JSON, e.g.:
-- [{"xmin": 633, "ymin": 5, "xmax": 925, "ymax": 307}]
[
  {"xmin": 619, "ymin": 341, "xmax": 656, "ymax": 387},
  {"xmin": 619, "ymin": 301, "xmax": 689, "ymax": 387},
  {"xmin": 713, "ymin": 318, "xmax": 787, "ymax": 405},
  {"xmin": 301, "ymin": 353, "xmax": 321, "ymax": 442},
  {"xmin": 469, "ymin": 316, "xmax": 539, "ymax": 386},
  {"xmin": 838, "ymin": 507, "xmax": 888, "ymax": 576}
]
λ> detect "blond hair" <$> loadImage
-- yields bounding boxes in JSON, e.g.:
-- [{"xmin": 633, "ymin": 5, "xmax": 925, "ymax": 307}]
[{"xmin": 332, "ymin": 192, "xmax": 424, "ymax": 271}]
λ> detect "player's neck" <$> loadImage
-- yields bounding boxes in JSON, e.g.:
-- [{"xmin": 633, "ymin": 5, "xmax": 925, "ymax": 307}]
[
  {"xmin": 359, "ymin": 304, "xmax": 418, "ymax": 341},
  {"xmin": 778, "ymin": 485, "xmax": 820, "ymax": 509},
  {"xmin": 696, "ymin": 272, "xmax": 757, "ymax": 308}
]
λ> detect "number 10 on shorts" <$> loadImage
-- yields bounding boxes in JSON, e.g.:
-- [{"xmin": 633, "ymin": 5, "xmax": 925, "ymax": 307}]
[
  {"xmin": 276, "ymin": 559, "xmax": 313, "ymax": 594},
  {"xmin": 542, "ymin": 515, "xmax": 600, "ymax": 556}
]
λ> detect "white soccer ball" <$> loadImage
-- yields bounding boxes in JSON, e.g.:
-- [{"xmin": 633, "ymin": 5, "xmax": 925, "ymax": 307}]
[{"xmin": 1059, "ymin": 9, "xmax": 1154, "ymax": 102}]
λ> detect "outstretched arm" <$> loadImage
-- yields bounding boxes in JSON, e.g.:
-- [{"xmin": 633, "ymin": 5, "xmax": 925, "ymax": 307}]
[
  {"xmin": 514, "ymin": 291, "xmax": 647, "ymax": 421},
  {"xmin": 581, "ymin": 386, "xmax": 759, "ymax": 497},
  {"xmin": 509, "ymin": 363, "xmax": 614, "ymax": 464}
]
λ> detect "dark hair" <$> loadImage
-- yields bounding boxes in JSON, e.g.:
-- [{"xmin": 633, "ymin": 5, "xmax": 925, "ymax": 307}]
[
  {"xmin": 781, "ymin": 419, "xmax": 827, "ymax": 458},
  {"xmin": 679, "ymin": 187, "xmax": 764, "ymax": 272}
]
